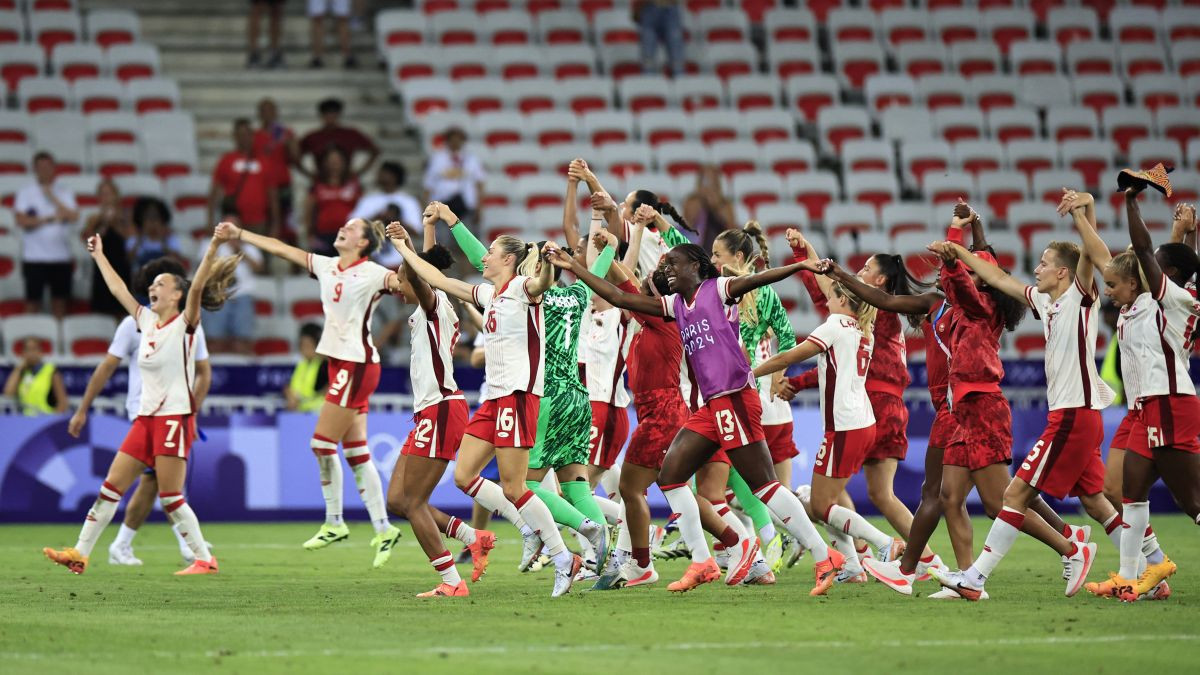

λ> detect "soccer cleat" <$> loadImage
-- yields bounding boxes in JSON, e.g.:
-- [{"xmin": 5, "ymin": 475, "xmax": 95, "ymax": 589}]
[
  {"xmin": 864, "ymin": 558, "xmax": 914, "ymax": 596},
  {"xmin": 574, "ymin": 566, "xmax": 600, "ymax": 582},
  {"xmin": 1143, "ymin": 580, "xmax": 1171, "ymax": 601},
  {"xmin": 1064, "ymin": 542, "xmax": 1097, "ymax": 597},
  {"xmin": 175, "ymin": 556, "xmax": 219, "ymax": 575},
  {"xmin": 518, "ymin": 530, "xmax": 543, "ymax": 572},
  {"xmin": 108, "ymin": 544, "xmax": 143, "ymax": 566},
  {"xmin": 551, "ymin": 554, "xmax": 583, "ymax": 598},
  {"xmin": 370, "ymin": 526, "xmax": 403, "ymax": 569},
  {"xmin": 713, "ymin": 544, "xmax": 731, "ymax": 571},
  {"xmin": 591, "ymin": 551, "xmax": 627, "ymax": 591},
  {"xmin": 1085, "ymin": 572, "xmax": 1124, "ymax": 598},
  {"xmin": 619, "ymin": 559, "xmax": 659, "ymax": 587},
  {"xmin": 763, "ymin": 533, "xmax": 784, "ymax": 573},
  {"xmin": 915, "ymin": 555, "xmax": 945, "ymax": 583},
  {"xmin": 928, "ymin": 587, "xmax": 990, "ymax": 600},
  {"xmin": 1128, "ymin": 555, "xmax": 1177, "ymax": 599},
  {"xmin": 929, "ymin": 567, "xmax": 984, "ymax": 601},
  {"xmin": 454, "ymin": 547, "xmax": 472, "ymax": 565},
  {"xmin": 44, "ymin": 547, "xmax": 88, "ymax": 575},
  {"xmin": 467, "ymin": 530, "xmax": 497, "ymax": 582},
  {"xmin": 725, "ymin": 538, "xmax": 759, "ymax": 586},
  {"xmin": 654, "ymin": 538, "xmax": 691, "ymax": 561},
  {"xmin": 668, "ymin": 558, "xmax": 721, "ymax": 592},
  {"xmin": 810, "ymin": 547, "xmax": 846, "ymax": 597},
  {"xmin": 530, "ymin": 553, "xmax": 551, "ymax": 572},
  {"xmin": 1061, "ymin": 525, "xmax": 1091, "ymax": 580},
  {"xmin": 876, "ymin": 537, "xmax": 906, "ymax": 564},
  {"xmin": 303, "ymin": 523, "xmax": 350, "ymax": 550},
  {"xmin": 417, "ymin": 580, "xmax": 469, "ymax": 597},
  {"xmin": 648, "ymin": 524, "xmax": 668, "ymax": 551},
  {"xmin": 836, "ymin": 567, "xmax": 868, "ymax": 583},
  {"xmin": 785, "ymin": 536, "xmax": 807, "ymax": 569},
  {"xmin": 743, "ymin": 555, "xmax": 775, "ymax": 585},
  {"xmin": 580, "ymin": 519, "xmax": 610, "ymax": 575}
]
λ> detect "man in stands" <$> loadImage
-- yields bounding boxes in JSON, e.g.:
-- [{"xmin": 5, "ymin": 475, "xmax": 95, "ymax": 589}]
[
  {"xmin": 296, "ymin": 98, "xmax": 379, "ymax": 181},
  {"xmin": 253, "ymin": 98, "xmax": 297, "ymax": 238},
  {"xmin": 13, "ymin": 151, "xmax": 78, "ymax": 319},
  {"xmin": 209, "ymin": 118, "xmax": 281, "ymax": 236},
  {"xmin": 421, "ymin": 126, "xmax": 486, "ymax": 228}
]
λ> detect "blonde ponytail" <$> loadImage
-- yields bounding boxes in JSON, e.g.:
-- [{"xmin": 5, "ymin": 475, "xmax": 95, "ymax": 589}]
[{"xmin": 832, "ymin": 281, "xmax": 877, "ymax": 340}]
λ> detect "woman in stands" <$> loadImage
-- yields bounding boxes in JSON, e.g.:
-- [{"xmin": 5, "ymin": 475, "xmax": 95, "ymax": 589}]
[
  {"xmin": 44, "ymin": 225, "xmax": 239, "ymax": 575},
  {"xmin": 393, "ymin": 204, "xmax": 584, "ymax": 598},
  {"xmin": 306, "ymin": 148, "xmax": 363, "ymax": 254},
  {"xmin": 544, "ymin": 242, "xmax": 841, "ymax": 596},
  {"xmin": 215, "ymin": 217, "xmax": 404, "ymax": 568}
]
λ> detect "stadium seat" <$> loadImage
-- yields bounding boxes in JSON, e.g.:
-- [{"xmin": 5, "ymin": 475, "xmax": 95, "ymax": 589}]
[
  {"xmin": 880, "ymin": 106, "xmax": 934, "ymax": 142},
  {"xmin": 592, "ymin": 9, "xmax": 638, "ymax": 46},
  {"xmin": 536, "ymin": 9, "xmax": 587, "ymax": 45},
  {"xmin": 833, "ymin": 41, "xmax": 885, "ymax": 89},
  {"xmin": 541, "ymin": 45, "xmax": 596, "ymax": 80},
  {"xmin": 0, "ymin": 44, "xmax": 41, "ymax": 92},
  {"xmin": 916, "ymin": 74, "xmax": 970, "ymax": 110},
  {"xmin": 515, "ymin": 173, "xmax": 566, "ymax": 209},
  {"xmin": 1132, "ymin": 74, "xmax": 1184, "ymax": 112},
  {"xmin": 845, "ymin": 170, "xmax": 899, "ymax": 211},
  {"xmin": 0, "ymin": 10, "xmax": 23, "ymax": 45},
  {"xmin": 984, "ymin": 7, "xmax": 1035, "ymax": 54},
  {"xmin": 281, "ymin": 277, "xmax": 323, "ymax": 321},
  {"xmin": 112, "ymin": 173, "xmax": 162, "ymax": 202},
  {"xmin": 762, "ymin": 8, "xmax": 816, "ymax": 44},
  {"xmin": 766, "ymin": 41, "xmax": 820, "ymax": 79},
  {"xmin": 833, "ymin": 231, "xmax": 890, "ymax": 277},
  {"xmin": 731, "ymin": 171, "xmax": 786, "ymax": 213},
  {"xmin": 727, "ymin": 74, "xmax": 781, "ymax": 112},
  {"xmin": 787, "ymin": 170, "xmax": 841, "ymax": 222},
  {"xmin": 1071, "ymin": 75, "xmax": 1124, "ymax": 117},
  {"xmin": 816, "ymin": 106, "xmax": 870, "ymax": 154},
  {"xmin": 924, "ymin": 172, "xmax": 974, "ymax": 205},
  {"xmin": 141, "ymin": 110, "xmax": 195, "ymax": 148},
  {"xmin": 618, "ymin": 75, "xmax": 673, "ymax": 114},
  {"xmin": 785, "ymin": 74, "xmax": 839, "ymax": 123},
  {"xmin": 1129, "ymin": 139, "xmax": 1182, "ymax": 170},
  {"xmin": 674, "ymin": 74, "xmax": 725, "ymax": 112},
  {"xmin": 755, "ymin": 203, "xmax": 809, "ymax": 239},
  {"xmin": 1021, "ymin": 74, "xmax": 1073, "ymax": 110},
  {"xmin": 901, "ymin": 139, "xmax": 954, "ymax": 191},
  {"xmin": 1007, "ymin": 139, "xmax": 1057, "ymax": 179},
  {"xmin": 638, "ymin": 110, "xmax": 691, "ymax": 147},
  {"xmin": 824, "ymin": 202, "xmax": 878, "ymax": 239},
  {"xmin": 51, "ymin": 43, "xmax": 102, "ymax": 82},
  {"xmin": 932, "ymin": 8, "xmax": 981, "ymax": 45},
  {"xmin": 0, "ymin": 174, "xmax": 24, "ymax": 204},
  {"xmin": 248, "ymin": 279, "xmax": 280, "ymax": 317},
  {"xmin": 4, "ymin": 315, "xmax": 59, "ymax": 357},
  {"xmin": 842, "ymin": 138, "xmax": 894, "ymax": 174},
  {"xmin": 85, "ymin": 111, "xmax": 138, "ymax": 146},
  {"xmin": 933, "ymin": 106, "xmax": 985, "ymax": 143},
  {"xmin": 1173, "ymin": 40, "xmax": 1200, "ymax": 79},
  {"xmin": 828, "ymin": 8, "xmax": 878, "ymax": 43},
  {"xmin": 1164, "ymin": 7, "xmax": 1200, "ymax": 42},
  {"xmin": 62, "ymin": 314, "xmax": 116, "ymax": 357},
  {"xmin": 596, "ymin": 141, "xmax": 652, "ymax": 177},
  {"xmin": 1156, "ymin": 107, "xmax": 1200, "ymax": 152},
  {"xmin": 950, "ymin": 40, "xmax": 1001, "ymax": 77},
  {"xmin": 0, "ymin": 232, "xmax": 18, "ymax": 278},
  {"xmin": 18, "ymin": 77, "xmax": 70, "ymax": 113},
  {"xmin": 1008, "ymin": 200, "xmax": 1058, "ymax": 246},
  {"xmin": 144, "ymin": 139, "xmax": 196, "ymax": 180},
  {"xmin": 864, "ymin": 74, "xmax": 916, "ymax": 112},
  {"xmin": 474, "ymin": 110, "xmax": 525, "ymax": 147},
  {"xmin": 953, "ymin": 139, "xmax": 1005, "ymax": 176},
  {"xmin": 703, "ymin": 43, "xmax": 757, "ymax": 81},
  {"xmin": 431, "ymin": 10, "xmax": 480, "ymax": 45},
  {"xmin": 892, "ymin": 231, "xmax": 943, "ymax": 280},
  {"xmin": 882, "ymin": 202, "xmax": 936, "ymax": 237},
  {"xmin": 127, "ymin": 78, "xmax": 179, "ymax": 113},
  {"xmin": 490, "ymin": 46, "xmax": 544, "ymax": 80},
  {"xmin": 550, "ymin": 76, "xmax": 612, "ymax": 114},
  {"xmin": 977, "ymin": 169, "xmax": 1029, "ymax": 220},
  {"xmin": 486, "ymin": 143, "xmax": 548, "ymax": 177},
  {"xmin": 1010, "ymin": 40, "xmax": 1060, "ymax": 76},
  {"xmin": 895, "ymin": 40, "xmax": 949, "ymax": 79},
  {"xmin": 1066, "ymin": 41, "xmax": 1115, "ymax": 76},
  {"xmin": 0, "ymin": 144, "xmax": 30, "ymax": 174},
  {"xmin": 1045, "ymin": 105, "xmax": 1099, "ymax": 143},
  {"xmin": 0, "ymin": 111, "xmax": 30, "ymax": 144},
  {"xmin": 165, "ymin": 173, "xmax": 209, "ymax": 215},
  {"xmin": 760, "ymin": 139, "xmax": 816, "ymax": 177},
  {"xmin": 1031, "ymin": 168, "xmax": 1085, "ymax": 203},
  {"xmin": 1060, "ymin": 139, "xmax": 1116, "ymax": 188},
  {"xmin": 880, "ymin": 8, "xmax": 931, "ymax": 50},
  {"xmin": 253, "ymin": 317, "xmax": 297, "ymax": 356},
  {"xmin": 987, "ymin": 106, "xmax": 1039, "ymax": 144},
  {"xmin": 967, "ymin": 74, "xmax": 1021, "ymax": 112},
  {"xmin": 401, "ymin": 78, "xmax": 458, "ymax": 118},
  {"xmin": 1102, "ymin": 107, "xmax": 1152, "ymax": 154},
  {"xmin": 691, "ymin": 108, "xmax": 742, "ymax": 145},
  {"xmin": 91, "ymin": 143, "xmax": 142, "ymax": 177},
  {"xmin": 1119, "ymin": 42, "xmax": 1167, "ymax": 80},
  {"xmin": 698, "ymin": 8, "xmax": 750, "ymax": 43},
  {"xmin": 483, "ymin": 10, "xmax": 532, "ymax": 45},
  {"xmin": 374, "ymin": 9, "xmax": 425, "ymax": 48},
  {"xmin": 106, "ymin": 43, "xmax": 159, "ymax": 81},
  {"xmin": 1046, "ymin": 7, "xmax": 1099, "ymax": 47},
  {"xmin": 29, "ymin": 10, "xmax": 79, "ymax": 57},
  {"xmin": 982, "ymin": 230, "xmax": 1022, "ymax": 273},
  {"xmin": 709, "ymin": 139, "xmax": 760, "ymax": 178},
  {"xmin": 1110, "ymin": 7, "xmax": 1161, "ymax": 43}
]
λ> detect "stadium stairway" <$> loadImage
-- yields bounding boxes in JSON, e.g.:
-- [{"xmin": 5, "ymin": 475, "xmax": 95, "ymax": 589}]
[{"xmin": 82, "ymin": 0, "xmax": 423, "ymax": 183}]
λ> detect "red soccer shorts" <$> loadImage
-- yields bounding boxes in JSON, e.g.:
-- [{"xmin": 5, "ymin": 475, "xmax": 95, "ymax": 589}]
[
  {"xmin": 465, "ymin": 391, "xmax": 540, "ymax": 448},
  {"xmin": 1130, "ymin": 394, "xmax": 1200, "ymax": 459},
  {"xmin": 765, "ymin": 422, "xmax": 798, "ymax": 464},
  {"xmin": 626, "ymin": 389, "xmax": 689, "ymax": 470},
  {"xmin": 944, "ymin": 392, "xmax": 1013, "ymax": 471},
  {"xmin": 325, "ymin": 357, "xmax": 381, "ymax": 414},
  {"xmin": 866, "ymin": 390, "xmax": 908, "ymax": 461},
  {"xmin": 683, "ymin": 387, "xmax": 765, "ymax": 452},
  {"xmin": 1110, "ymin": 410, "xmax": 1143, "ymax": 452},
  {"xmin": 588, "ymin": 401, "xmax": 630, "ymax": 469},
  {"xmin": 814, "ymin": 426, "xmax": 877, "ymax": 479},
  {"xmin": 403, "ymin": 398, "xmax": 469, "ymax": 461},
  {"xmin": 119, "ymin": 414, "xmax": 195, "ymax": 466},
  {"xmin": 1016, "ymin": 407, "xmax": 1105, "ymax": 499},
  {"xmin": 928, "ymin": 403, "xmax": 957, "ymax": 450}
]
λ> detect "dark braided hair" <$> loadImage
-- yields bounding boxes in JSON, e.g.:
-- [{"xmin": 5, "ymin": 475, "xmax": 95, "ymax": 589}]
[
  {"xmin": 1155, "ymin": 242, "xmax": 1199, "ymax": 288},
  {"xmin": 417, "ymin": 244, "xmax": 455, "ymax": 271},
  {"xmin": 871, "ymin": 253, "xmax": 933, "ymax": 330},
  {"xmin": 633, "ymin": 189, "xmax": 697, "ymax": 234},
  {"xmin": 673, "ymin": 243, "xmax": 720, "ymax": 281}
]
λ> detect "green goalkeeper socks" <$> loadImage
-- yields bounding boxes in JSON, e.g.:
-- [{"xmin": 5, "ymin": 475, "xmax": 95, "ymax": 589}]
[
  {"xmin": 561, "ymin": 478, "xmax": 607, "ymax": 526},
  {"xmin": 527, "ymin": 480, "xmax": 585, "ymax": 531},
  {"xmin": 728, "ymin": 469, "xmax": 772, "ymax": 534}
]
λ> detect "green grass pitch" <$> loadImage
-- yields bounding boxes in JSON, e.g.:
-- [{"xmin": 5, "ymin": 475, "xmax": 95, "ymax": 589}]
[{"xmin": 1, "ymin": 516, "xmax": 1197, "ymax": 674}]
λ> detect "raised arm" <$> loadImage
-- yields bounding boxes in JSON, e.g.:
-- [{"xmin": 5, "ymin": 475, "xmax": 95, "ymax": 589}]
[
  {"xmin": 1125, "ymin": 188, "xmax": 1165, "ymax": 295},
  {"xmin": 726, "ymin": 259, "xmax": 821, "ymax": 300},
  {"xmin": 389, "ymin": 231, "xmax": 476, "ymax": 303},
  {"xmin": 438, "ymin": 201, "xmax": 486, "ymax": 273},
  {"xmin": 545, "ymin": 246, "xmax": 665, "ymax": 316},
  {"xmin": 822, "ymin": 260, "xmax": 942, "ymax": 315},
  {"xmin": 929, "ymin": 242, "xmax": 993, "ymax": 319},
  {"xmin": 577, "ymin": 161, "xmax": 623, "ymax": 237},
  {"xmin": 1170, "ymin": 202, "xmax": 1196, "ymax": 249},
  {"xmin": 523, "ymin": 242, "xmax": 557, "ymax": 298},
  {"xmin": 387, "ymin": 221, "xmax": 438, "ymax": 314},
  {"xmin": 760, "ymin": 287, "xmax": 797, "ymax": 352},
  {"xmin": 752, "ymin": 340, "xmax": 824, "ymax": 378},
  {"xmin": 185, "ymin": 234, "xmax": 224, "ymax": 328},
  {"xmin": 562, "ymin": 170, "xmax": 581, "ymax": 251},
  {"xmin": 786, "ymin": 228, "xmax": 833, "ymax": 306},
  {"xmin": 623, "ymin": 205, "xmax": 654, "ymax": 271},
  {"xmin": 1060, "ymin": 190, "xmax": 1110, "ymax": 271},
  {"xmin": 85, "ymin": 234, "xmax": 140, "ymax": 318},
  {"xmin": 217, "ymin": 220, "xmax": 307, "ymax": 268},
  {"xmin": 943, "ymin": 242, "xmax": 1028, "ymax": 302}
]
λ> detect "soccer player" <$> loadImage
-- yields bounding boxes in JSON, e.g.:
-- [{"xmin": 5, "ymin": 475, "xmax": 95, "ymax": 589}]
[
  {"xmin": 68, "ymin": 258, "xmax": 213, "ymax": 567},
  {"xmin": 45, "ymin": 227, "xmax": 239, "ymax": 575},
  {"xmin": 1099, "ymin": 181, "xmax": 1200, "ymax": 600},
  {"xmin": 392, "ymin": 208, "xmax": 585, "ymax": 598},
  {"xmin": 214, "ymin": 218, "xmax": 404, "ymax": 567},
  {"xmin": 380, "ymin": 220, "xmax": 495, "ymax": 597},
  {"xmin": 545, "ymin": 243, "xmax": 841, "ymax": 595}
]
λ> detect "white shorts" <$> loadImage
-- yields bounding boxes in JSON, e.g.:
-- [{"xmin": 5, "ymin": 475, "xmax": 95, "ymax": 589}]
[{"xmin": 308, "ymin": 0, "xmax": 350, "ymax": 17}]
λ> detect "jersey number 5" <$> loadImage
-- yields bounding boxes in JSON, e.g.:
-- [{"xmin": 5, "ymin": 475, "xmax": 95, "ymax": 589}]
[{"xmin": 332, "ymin": 282, "xmax": 344, "ymax": 303}]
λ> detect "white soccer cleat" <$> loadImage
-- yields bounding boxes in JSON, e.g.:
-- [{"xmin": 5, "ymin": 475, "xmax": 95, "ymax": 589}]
[
  {"xmin": 579, "ymin": 519, "xmax": 609, "ymax": 573},
  {"xmin": 928, "ymin": 587, "xmax": 991, "ymax": 600},
  {"xmin": 1064, "ymin": 542, "xmax": 1097, "ymax": 597},
  {"xmin": 551, "ymin": 554, "xmax": 583, "ymax": 598},
  {"xmin": 916, "ymin": 554, "xmax": 945, "ymax": 582},
  {"xmin": 864, "ymin": 558, "xmax": 914, "ymax": 596},
  {"xmin": 519, "ymin": 530, "xmax": 543, "ymax": 572},
  {"xmin": 1062, "ymin": 525, "xmax": 1091, "ymax": 579},
  {"xmin": 648, "ymin": 524, "xmax": 668, "ymax": 551},
  {"xmin": 619, "ymin": 558, "xmax": 659, "ymax": 587},
  {"xmin": 724, "ymin": 538, "xmax": 759, "ymax": 586},
  {"xmin": 714, "ymin": 545, "xmax": 731, "ymax": 571},
  {"xmin": 875, "ymin": 537, "xmax": 905, "ymax": 564},
  {"xmin": 785, "ymin": 535, "xmax": 807, "ymax": 569},
  {"xmin": 742, "ymin": 555, "xmax": 776, "ymax": 585},
  {"xmin": 107, "ymin": 544, "xmax": 143, "ymax": 566},
  {"xmin": 928, "ymin": 568, "xmax": 985, "ymax": 602}
]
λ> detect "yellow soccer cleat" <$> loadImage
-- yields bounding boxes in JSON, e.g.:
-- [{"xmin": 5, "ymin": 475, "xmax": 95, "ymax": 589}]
[
  {"xmin": 417, "ymin": 581, "xmax": 469, "ymax": 597},
  {"xmin": 303, "ymin": 523, "xmax": 350, "ymax": 550},
  {"xmin": 1120, "ymin": 556, "xmax": 1177, "ymax": 601},
  {"xmin": 1084, "ymin": 572, "xmax": 1123, "ymax": 598},
  {"xmin": 370, "ymin": 526, "xmax": 403, "ymax": 569},
  {"xmin": 44, "ymin": 547, "xmax": 88, "ymax": 575}
]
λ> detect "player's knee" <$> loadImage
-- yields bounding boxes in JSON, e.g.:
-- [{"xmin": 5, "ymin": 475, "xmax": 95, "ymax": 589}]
[
  {"xmin": 866, "ymin": 483, "xmax": 893, "ymax": 508},
  {"xmin": 453, "ymin": 466, "xmax": 474, "ymax": 491},
  {"xmin": 939, "ymin": 487, "xmax": 964, "ymax": 512},
  {"xmin": 386, "ymin": 489, "xmax": 406, "ymax": 517},
  {"xmin": 809, "ymin": 496, "xmax": 835, "ymax": 523}
]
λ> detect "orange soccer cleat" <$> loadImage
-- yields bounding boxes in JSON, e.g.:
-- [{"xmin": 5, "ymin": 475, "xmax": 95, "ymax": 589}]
[
  {"xmin": 810, "ymin": 547, "xmax": 846, "ymax": 597},
  {"xmin": 44, "ymin": 547, "xmax": 88, "ymax": 575},
  {"xmin": 417, "ymin": 581, "xmax": 470, "ymax": 597},
  {"xmin": 667, "ymin": 558, "xmax": 720, "ymax": 593},
  {"xmin": 468, "ymin": 530, "xmax": 497, "ymax": 583},
  {"xmin": 175, "ymin": 556, "xmax": 219, "ymax": 575}
]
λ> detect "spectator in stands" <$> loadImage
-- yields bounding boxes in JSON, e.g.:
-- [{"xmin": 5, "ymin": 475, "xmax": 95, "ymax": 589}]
[
  {"xmin": 636, "ymin": 0, "xmax": 684, "ymax": 76},
  {"xmin": 253, "ymin": 97, "xmax": 297, "ymax": 238},
  {"xmin": 13, "ymin": 151, "xmax": 78, "ymax": 319},
  {"xmin": 3, "ymin": 337, "xmax": 68, "ymax": 416},
  {"xmin": 683, "ymin": 165, "xmax": 736, "ymax": 252},
  {"xmin": 210, "ymin": 118, "xmax": 281, "ymax": 235},
  {"xmin": 308, "ymin": 0, "xmax": 355, "ymax": 69},
  {"xmin": 421, "ymin": 126, "xmax": 486, "ymax": 227},
  {"xmin": 305, "ymin": 147, "xmax": 362, "ymax": 253},
  {"xmin": 81, "ymin": 178, "xmax": 133, "ymax": 318},
  {"xmin": 297, "ymin": 98, "xmax": 379, "ymax": 181},
  {"xmin": 127, "ymin": 197, "xmax": 186, "ymax": 276},
  {"xmin": 283, "ymin": 323, "xmax": 327, "ymax": 412},
  {"xmin": 247, "ymin": 0, "xmax": 285, "ymax": 69},
  {"xmin": 202, "ymin": 210, "xmax": 264, "ymax": 355},
  {"xmin": 350, "ymin": 161, "xmax": 421, "ymax": 229}
]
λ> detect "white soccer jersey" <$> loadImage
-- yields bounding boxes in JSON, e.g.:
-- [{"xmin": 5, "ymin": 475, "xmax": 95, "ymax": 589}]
[
  {"xmin": 585, "ymin": 306, "xmax": 632, "ymax": 407},
  {"xmin": 623, "ymin": 219, "xmax": 671, "ymax": 278},
  {"xmin": 307, "ymin": 253, "xmax": 394, "ymax": 364},
  {"xmin": 134, "ymin": 307, "xmax": 197, "ymax": 417},
  {"xmin": 110, "ymin": 315, "xmax": 209, "ymax": 420},
  {"xmin": 1025, "ymin": 279, "xmax": 1115, "ymax": 411},
  {"xmin": 755, "ymin": 336, "xmax": 793, "ymax": 425},
  {"xmin": 805, "ymin": 314, "xmax": 875, "ymax": 432},
  {"xmin": 472, "ymin": 275, "xmax": 545, "ymax": 400},
  {"xmin": 1117, "ymin": 277, "xmax": 1200, "ymax": 404},
  {"xmin": 408, "ymin": 290, "xmax": 465, "ymax": 413}
]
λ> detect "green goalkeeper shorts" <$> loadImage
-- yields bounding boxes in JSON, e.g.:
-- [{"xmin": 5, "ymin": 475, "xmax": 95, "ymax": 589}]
[{"xmin": 528, "ymin": 383, "xmax": 592, "ymax": 470}]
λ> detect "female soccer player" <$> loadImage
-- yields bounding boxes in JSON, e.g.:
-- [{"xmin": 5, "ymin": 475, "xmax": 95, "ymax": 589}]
[
  {"xmin": 380, "ymin": 220, "xmax": 495, "ymax": 597},
  {"xmin": 212, "ymin": 218, "xmax": 404, "ymax": 567},
  {"xmin": 1100, "ymin": 183, "xmax": 1200, "ymax": 600},
  {"xmin": 545, "ymin": 243, "xmax": 841, "ymax": 595},
  {"xmin": 393, "ymin": 207, "xmax": 584, "ymax": 598},
  {"xmin": 44, "ymin": 227, "xmax": 239, "ymax": 575}
]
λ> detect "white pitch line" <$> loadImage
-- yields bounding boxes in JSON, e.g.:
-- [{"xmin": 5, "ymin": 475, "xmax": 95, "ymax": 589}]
[{"xmin": 2, "ymin": 633, "xmax": 1197, "ymax": 661}]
